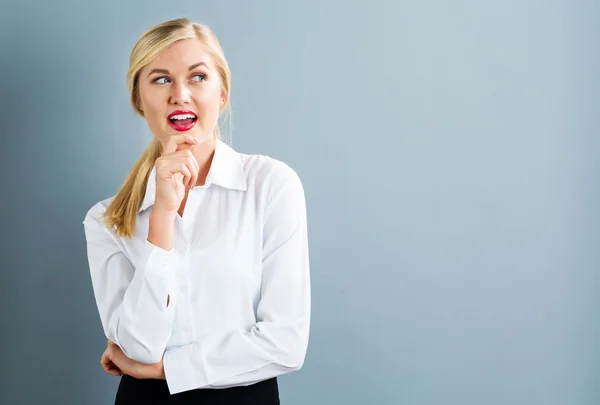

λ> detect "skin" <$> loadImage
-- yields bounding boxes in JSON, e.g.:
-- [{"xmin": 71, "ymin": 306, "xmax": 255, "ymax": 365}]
[{"xmin": 100, "ymin": 38, "xmax": 227, "ymax": 380}]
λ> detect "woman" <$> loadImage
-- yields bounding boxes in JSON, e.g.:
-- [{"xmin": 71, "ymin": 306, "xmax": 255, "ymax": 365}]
[{"xmin": 82, "ymin": 18, "xmax": 310, "ymax": 404}]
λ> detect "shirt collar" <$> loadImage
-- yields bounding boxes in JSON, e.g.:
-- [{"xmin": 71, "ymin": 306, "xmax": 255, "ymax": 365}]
[{"xmin": 139, "ymin": 139, "xmax": 247, "ymax": 213}]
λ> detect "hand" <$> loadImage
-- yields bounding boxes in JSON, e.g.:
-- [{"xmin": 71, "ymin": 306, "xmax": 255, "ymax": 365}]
[
  {"xmin": 154, "ymin": 134, "xmax": 201, "ymax": 214},
  {"xmin": 100, "ymin": 340, "xmax": 122, "ymax": 377},
  {"xmin": 101, "ymin": 340, "xmax": 165, "ymax": 380}
]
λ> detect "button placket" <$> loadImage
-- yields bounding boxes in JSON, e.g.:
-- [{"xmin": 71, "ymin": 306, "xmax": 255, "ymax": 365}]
[
  {"xmin": 180, "ymin": 273, "xmax": 193, "ymax": 337},
  {"xmin": 174, "ymin": 237, "xmax": 194, "ymax": 339}
]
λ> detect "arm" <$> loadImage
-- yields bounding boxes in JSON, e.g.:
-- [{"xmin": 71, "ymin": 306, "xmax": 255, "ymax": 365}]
[
  {"xmin": 83, "ymin": 204, "xmax": 181, "ymax": 364},
  {"xmin": 162, "ymin": 163, "xmax": 311, "ymax": 395}
]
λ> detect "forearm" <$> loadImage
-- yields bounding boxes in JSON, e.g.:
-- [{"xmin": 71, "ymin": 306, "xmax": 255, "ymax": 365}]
[
  {"xmin": 110, "ymin": 306, "xmax": 173, "ymax": 364},
  {"xmin": 99, "ymin": 232, "xmax": 181, "ymax": 363},
  {"xmin": 163, "ymin": 317, "xmax": 309, "ymax": 394}
]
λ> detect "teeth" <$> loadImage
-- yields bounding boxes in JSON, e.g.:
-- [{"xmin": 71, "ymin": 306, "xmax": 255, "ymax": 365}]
[{"xmin": 170, "ymin": 113, "xmax": 196, "ymax": 120}]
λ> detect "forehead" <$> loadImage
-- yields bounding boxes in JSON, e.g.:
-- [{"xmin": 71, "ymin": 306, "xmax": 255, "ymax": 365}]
[{"xmin": 147, "ymin": 38, "xmax": 215, "ymax": 71}]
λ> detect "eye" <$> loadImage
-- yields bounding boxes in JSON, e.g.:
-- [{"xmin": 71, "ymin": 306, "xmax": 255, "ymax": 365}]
[
  {"xmin": 192, "ymin": 74, "xmax": 206, "ymax": 82},
  {"xmin": 153, "ymin": 76, "xmax": 170, "ymax": 84}
]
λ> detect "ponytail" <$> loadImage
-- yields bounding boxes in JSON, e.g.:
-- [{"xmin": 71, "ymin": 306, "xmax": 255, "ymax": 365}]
[{"xmin": 102, "ymin": 139, "xmax": 161, "ymax": 237}]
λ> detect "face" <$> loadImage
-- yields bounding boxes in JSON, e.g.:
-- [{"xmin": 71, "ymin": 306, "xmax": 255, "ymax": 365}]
[{"xmin": 137, "ymin": 39, "xmax": 225, "ymax": 146}]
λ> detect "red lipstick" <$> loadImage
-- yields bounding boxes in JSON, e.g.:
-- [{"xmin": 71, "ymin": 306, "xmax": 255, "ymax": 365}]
[{"xmin": 167, "ymin": 110, "xmax": 197, "ymax": 132}]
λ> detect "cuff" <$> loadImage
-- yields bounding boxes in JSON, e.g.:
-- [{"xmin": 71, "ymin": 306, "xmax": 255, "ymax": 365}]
[
  {"xmin": 141, "ymin": 240, "xmax": 179, "ymax": 313},
  {"xmin": 163, "ymin": 344, "xmax": 208, "ymax": 395},
  {"xmin": 143, "ymin": 240, "xmax": 177, "ymax": 279}
]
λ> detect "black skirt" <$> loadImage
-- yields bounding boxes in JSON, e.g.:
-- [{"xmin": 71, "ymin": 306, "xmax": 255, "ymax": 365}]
[{"xmin": 114, "ymin": 375, "xmax": 280, "ymax": 405}]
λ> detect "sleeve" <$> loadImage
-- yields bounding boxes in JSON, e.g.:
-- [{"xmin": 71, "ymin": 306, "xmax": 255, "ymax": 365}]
[
  {"xmin": 83, "ymin": 204, "xmax": 181, "ymax": 364},
  {"xmin": 162, "ymin": 163, "xmax": 311, "ymax": 395}
]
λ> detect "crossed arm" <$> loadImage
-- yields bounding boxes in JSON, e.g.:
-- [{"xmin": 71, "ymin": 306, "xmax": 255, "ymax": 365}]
[{"xmin": 100, "ymin": 339, "xmax": 164, "ymax": 379}]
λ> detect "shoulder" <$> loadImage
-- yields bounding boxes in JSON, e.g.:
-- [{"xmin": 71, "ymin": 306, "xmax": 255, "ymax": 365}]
[
  {"xmin": 238, "ymin": 152, "xmax": 304, "ymax": 193},
  {"xmin": 236, "ymin": 152, "xmax": 306, "ymax": 216},
  {"xmin": 82, "ymin": 195, "xmax": 116, "ymax": 231}
]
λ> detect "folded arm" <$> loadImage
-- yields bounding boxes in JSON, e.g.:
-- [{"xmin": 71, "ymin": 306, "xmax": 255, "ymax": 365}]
[{"xmin": 83, "ymin": 206, "xmax": 181, "ymax": 364}]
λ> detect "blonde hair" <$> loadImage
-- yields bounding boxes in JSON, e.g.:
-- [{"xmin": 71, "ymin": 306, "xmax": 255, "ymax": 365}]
[{"xmin": 102, "ymin": 18, "xmax": 232, "ymax": 237}]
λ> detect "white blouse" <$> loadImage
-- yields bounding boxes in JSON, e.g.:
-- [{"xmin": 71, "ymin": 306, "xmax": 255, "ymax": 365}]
[{"xmin": 82, "ymin": 140, "xmax": 310, "ymax": 395}]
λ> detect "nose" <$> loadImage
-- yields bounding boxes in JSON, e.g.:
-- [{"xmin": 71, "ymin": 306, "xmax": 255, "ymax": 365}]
[{"xmin": 169, "ymin": 81, "xmax": 191, "ymax": 105}]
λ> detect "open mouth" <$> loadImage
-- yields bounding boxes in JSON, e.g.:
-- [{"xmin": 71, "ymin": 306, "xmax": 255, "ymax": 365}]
[{"xmin": 167, "ymin": 111, "xmax": 198, "ymax": 131}]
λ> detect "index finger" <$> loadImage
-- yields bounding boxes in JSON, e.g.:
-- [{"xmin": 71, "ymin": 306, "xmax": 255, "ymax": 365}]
[{"xmin": 163, "ymin": 134, "xmax": 199, "ymax": 155}]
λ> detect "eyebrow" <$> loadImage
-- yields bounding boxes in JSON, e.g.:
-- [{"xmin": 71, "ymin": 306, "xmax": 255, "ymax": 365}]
[{"xmin": 146, "ymin": 62, "xmax": 208, "ymax": 77}]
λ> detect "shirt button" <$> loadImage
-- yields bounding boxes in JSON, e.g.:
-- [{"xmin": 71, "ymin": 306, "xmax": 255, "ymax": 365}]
[
  {"xmin": 180, "ymin": 285, "xmax": 188, "ymax": 293},
  {"xmin": 183, "ymin": 326, "xmax": 190, "ymax": 332}
]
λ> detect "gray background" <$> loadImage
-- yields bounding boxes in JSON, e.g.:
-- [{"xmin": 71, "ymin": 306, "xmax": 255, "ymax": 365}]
[{"xmin": 1, "ymin": 1, "xmax": 599, "ymax": 404}]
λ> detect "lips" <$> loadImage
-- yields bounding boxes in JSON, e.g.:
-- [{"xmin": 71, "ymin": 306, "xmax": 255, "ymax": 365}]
[{"xmin": 167, "ymin": 110, "xmax": 198, "ymax": 132}]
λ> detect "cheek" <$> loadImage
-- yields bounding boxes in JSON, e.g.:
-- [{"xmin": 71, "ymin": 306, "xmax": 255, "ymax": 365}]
[
  {"xmin": 142, "ymin": 97, "xmax": 160, "ymax": 114},
  {"xmin": 195, "ymin": 84, "xmax": 222, "ymax": 112},
  {"xmin": 140, "ymin": 98, "xmax": 165, "ymax": 125},
  {"xmin": 196, "ymin": 93, "xmax": 222, "ymax": 117}
]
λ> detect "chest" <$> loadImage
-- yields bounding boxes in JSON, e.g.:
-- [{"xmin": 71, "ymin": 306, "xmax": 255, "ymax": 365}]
[{"xmin": 126, "ymin": 187, "xmax": 264, "ymax": 288}]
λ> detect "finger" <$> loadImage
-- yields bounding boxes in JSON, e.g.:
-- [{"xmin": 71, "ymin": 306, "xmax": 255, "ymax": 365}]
[
  {"xmin": 190, "ymin": 153, "xmax": 200, "ymax": 188},
  {"xmin": 105, "ymin": 361, "xmax": 123, "ymax": 376},
  {"xmin": 181, "ymin": 153, "xmax": 199, "ymax": 188},
  {"xmin": 163, "ymin": 135, "xmax": 198, "ymax": 155},
  {"xmin": 106, "ymin": 366, "xmax": 123, "ymax": 376},
  {"xmin": 184, "ymin": 150, "xmax": 200, "ymax": 180},
  {"xmin": 175, "ymin": 142, "xmax": 196, "ymax": 153},
  {"xmin": 173, "ymin": 172, "xmax": 184, "ymax": 189},
  {"xmin": 101, "ymin": 354, "xmax": 111, "ymax": 373},
  {"xmin": 167, "ymin": 150, "xmax": 199, "ymax": 173},
  {"xmin": 180, "ymin": 149, "xmax": 200, "ymax": 173},
  {"xmin": 172, "ymin": 163, "xmax": 192, "ymax": 188},
  {"xmin": 101, "ymin": 348, "xmax": 122, "ymax": 376},
  {"xmin": 108, "ymin": 362, "xmax": 123, "ymax": 376}
]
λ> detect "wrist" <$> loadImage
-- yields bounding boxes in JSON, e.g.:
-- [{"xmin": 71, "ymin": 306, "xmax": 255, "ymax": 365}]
[
  {"xmin": 148, "ymin": 209, "xmax": 176, "ymax": 251},
  {"xmin": 150, "ymin": 207, "xmax": 177, "ymax": 221},
  {"xmin": 157, "ymin": 359, "xmax": 166, "ymax": 380}
]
